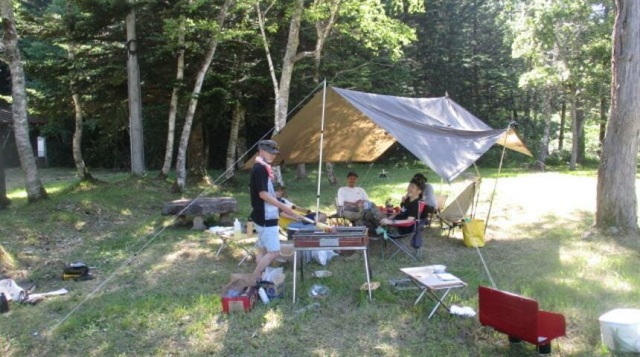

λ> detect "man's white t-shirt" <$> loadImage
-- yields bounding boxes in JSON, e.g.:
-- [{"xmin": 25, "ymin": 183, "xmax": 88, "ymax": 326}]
[{"xmin": 337, "ymin": 186, "xmax": 369, "ymax": 206}]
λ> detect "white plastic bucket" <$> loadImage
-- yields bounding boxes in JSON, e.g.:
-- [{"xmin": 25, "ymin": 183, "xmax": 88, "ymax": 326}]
[{"xmin": 599, "ymin": 308, "xmax": 640, "ymax": 352}]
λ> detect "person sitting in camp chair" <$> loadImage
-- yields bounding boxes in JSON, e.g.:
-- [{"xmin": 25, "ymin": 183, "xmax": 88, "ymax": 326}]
[
  {"xmin": 379, "ymin": 177, "xmax": 425, "ymax": 234},
  {"xmin": 410, "ymin": 173, "xmax": 438, "ymax": 219},
  {"xmin": 275, "ymin": 185, "xmax": 327, "ymax": 238},
  {"xmin": 336, "ymin": 171, "xmax": 384, "ymax": 232}
]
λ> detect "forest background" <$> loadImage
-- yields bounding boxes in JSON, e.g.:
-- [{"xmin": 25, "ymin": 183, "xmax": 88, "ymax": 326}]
[{"xmin": 0, "ymin": 0, "xmax": 616, "ymax": 175}]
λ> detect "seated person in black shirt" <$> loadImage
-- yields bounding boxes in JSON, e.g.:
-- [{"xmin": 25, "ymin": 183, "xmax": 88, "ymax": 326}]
[{"xmin": 379, "ymin": 178, "xmax": 425, "ymax": 235}]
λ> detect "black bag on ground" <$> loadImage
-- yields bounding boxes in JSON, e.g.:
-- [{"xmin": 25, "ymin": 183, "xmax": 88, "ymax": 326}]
[{"xmin": 63, "ymin": 262, "xmax": 90, "ymax": 280}]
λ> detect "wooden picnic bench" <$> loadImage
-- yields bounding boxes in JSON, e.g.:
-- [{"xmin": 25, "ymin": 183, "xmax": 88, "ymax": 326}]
[{"xmin": 162, "ymin": 197, "xmax": 237, "ymax": 229}]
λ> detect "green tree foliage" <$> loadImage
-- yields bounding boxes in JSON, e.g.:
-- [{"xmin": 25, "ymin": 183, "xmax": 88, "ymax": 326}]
[
  {"xmin": 505, "ymin": 0, "xmax": 613, "ymax": 165},
  {"xmin": 403, "ymin": 0, "xmax": 523, "ymax": 124},
  {"xmin": 0, "ymin": 0, "xmax": 617, "ymax": 174}
]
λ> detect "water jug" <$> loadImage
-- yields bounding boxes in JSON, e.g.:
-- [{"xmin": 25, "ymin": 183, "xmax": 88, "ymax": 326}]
[{"xmin": 234, "ymin": 219, "xmax": 242, "ymax": 239}]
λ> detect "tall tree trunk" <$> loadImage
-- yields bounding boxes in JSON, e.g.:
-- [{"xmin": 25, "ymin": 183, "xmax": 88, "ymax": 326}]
[
  {"xmin": 0, "ymin": 129, "xmax": 10, "ymax": 208},
  {"xmin": 126, "ymin": 0, "xmax": 145, "ymax": 176},
  {"xmin": 569, "ymin": 89, "xmax": 585, "ymax": 170},
  {"xmin": 295, "ymin": 164, "xmax": 307, "ymax": 180},
  {"xmin": 159, "ymin": 21, "xmax": 186, "ymax": 180},
  {"xmin": 298, "ymin": 0, "xmax": 340, "ymax": 182},
  {"xmin": 236, "ymin": 111, "xmax": 247, "ymax": 170},
  {"xmin": 536, "ymin": 91, "xmax": 552, "ymax": 167},
  {"xmin": 255, "ymin": 0, "xmax": 304, "ymax": 187},
  {"xmin": 187, "ymin": 118, "xmax": 207, "ymax": 182},
  {"xmin": 325, "ymin": 162, "xmax": 337, "ymax": 186},
  {"xmin": 558, "ymin": 101, "xmax": 566, "ymax": 151},
  {"xmin": 256, "ymin": 0, "xmax": 340, "ymax": 184},
  {"xmin": 596, "ymin": 0, "xmax": 640, "ymax": 235},
  {"xmin": 273, "ymin": 0, "xmax": 304, "ymax": 133},
  {"xmin": 0, "ymin": 0, "xmax": 48, "ymax": 202},
  {"xmin": 68, "ymin": 42, "xmax": 93, "ymax": 181},
  {"xmin": 226, "ymin": 98, "xmax": 245, "ymax": 180},
  {"xmin": 598, "ymin": 96, "xmax": 607, "ymax": 157},
  {"xmin": 523, "ymin": 88, "xmax": 531, "ymax": 121},
  {"xmin": 577, "ymin": 103, "xmax": 586, "ymax": 164},
  {"xmin": 173, "ymin": 0, "xmax": 233, "ymax": 193}
]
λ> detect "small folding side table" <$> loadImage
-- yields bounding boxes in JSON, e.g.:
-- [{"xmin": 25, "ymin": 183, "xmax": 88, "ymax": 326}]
[
  {"xmin": 400, "ymin": 266, "xmax": 467, "ymax": 319},
  {"xmin": 211, "ymin": 232, "xmax": 257, "ymax": 267}
]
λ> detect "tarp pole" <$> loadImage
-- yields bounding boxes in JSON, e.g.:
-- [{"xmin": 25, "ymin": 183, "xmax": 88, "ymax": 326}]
[
  {"xmin": 475, "ymin": 123, "xmax": 513, "ymax": 290},
  {"xmin": 483, "ymin": 123, "xmax": 512, "ymax": 234},
  {"xmin": 314, "ymin": 80, "xmax": 327, "ymax": 218}
]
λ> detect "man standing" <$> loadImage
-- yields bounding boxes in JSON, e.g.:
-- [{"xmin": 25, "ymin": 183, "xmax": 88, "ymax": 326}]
[{"xmin": 249, "ymin": 140, "xmax": 295, "ymax": 281}]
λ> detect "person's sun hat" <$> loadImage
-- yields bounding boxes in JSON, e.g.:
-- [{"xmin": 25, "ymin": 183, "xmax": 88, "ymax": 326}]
[{"xmin": 258, "ymin": 140, "xmax": 280, "ymax": 154}]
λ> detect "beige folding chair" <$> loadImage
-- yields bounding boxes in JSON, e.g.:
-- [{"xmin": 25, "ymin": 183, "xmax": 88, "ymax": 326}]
[
  {"xmin": 426, "ymin": 194, "xmax": 448, "ymax": 227},
  {"xmin": 438, "ymin": 178, "xmax": 481, "ymax": 237},
  {"xmin": 330, "ymin": 195, "xmax": 355, "ymax": 226}
]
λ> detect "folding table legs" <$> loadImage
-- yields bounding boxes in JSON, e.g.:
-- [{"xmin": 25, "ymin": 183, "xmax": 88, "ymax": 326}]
[
  {"xmin": 292, "ymin": 248, "xmax": 372, "ymax": 303},
  {"xmin": 413, "ymin": 286, "xmax": 453, "ymax": 319},
  {"xmin": 215, "ymin": 237, "xmax": 257, "ymax": 267}
]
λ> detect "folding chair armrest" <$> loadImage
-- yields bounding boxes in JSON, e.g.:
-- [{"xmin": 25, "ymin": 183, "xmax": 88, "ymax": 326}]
[{"xmin": 388, "ymin": 221, "xmax": 415, "ymax": 228}]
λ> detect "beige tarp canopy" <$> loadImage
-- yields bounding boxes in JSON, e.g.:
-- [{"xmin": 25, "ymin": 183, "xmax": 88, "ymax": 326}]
[{"xmin": 248, "ymin": 86, "xmax": 531, "ymax": 182}]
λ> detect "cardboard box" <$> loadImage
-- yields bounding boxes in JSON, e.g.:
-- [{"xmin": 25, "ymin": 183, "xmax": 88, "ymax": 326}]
[
  {"xmin": 260, "ymin": 274, "xmax": 285, "ymax": 299},
  {"xmin": 222, "ymin": 286, "xmax": 257, "ymax": 313}
]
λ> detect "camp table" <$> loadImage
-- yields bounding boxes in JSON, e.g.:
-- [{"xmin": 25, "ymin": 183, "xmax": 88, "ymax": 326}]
[{"xmin": 400, "ymin": 266, "xmax": 467, "ymax": 319}]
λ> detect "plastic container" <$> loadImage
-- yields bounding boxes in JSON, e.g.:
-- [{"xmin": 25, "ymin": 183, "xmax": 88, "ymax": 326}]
[
  {"xmin": 599, "ymin": 308, "xmax": 640, "ymax": 352},
  {"xmin": 234, "ymin": 219, "xmax": 242, "ymax": 239},
  {"xmin": 246, "ymin": 220, "xmax": 254, "ymax": 237},
  {"xmin": 258, "ymin": 287, "xmax": 270, "ymax": 304}
]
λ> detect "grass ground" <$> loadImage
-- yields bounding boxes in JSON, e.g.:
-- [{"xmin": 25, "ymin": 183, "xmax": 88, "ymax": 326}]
[{"xmin": 0, "ymin": 164, "xmax": 639, "ymax": 356}]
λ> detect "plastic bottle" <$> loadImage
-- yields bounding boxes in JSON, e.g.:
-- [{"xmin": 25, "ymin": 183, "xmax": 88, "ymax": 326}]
[
  {"xmin": 385, "ymin": 199, "xmax": 394, "ymax": 216},
  {"xmin": 234, "ymin": 218, "xmax": 242, "ymax": 239},
  {"xmin": 246, "ymin": 219, "xmax": 254, "ymax": 238},
  {"xmin": 258, "ymin": 287, "xmax": 270, "ymax": 304}
]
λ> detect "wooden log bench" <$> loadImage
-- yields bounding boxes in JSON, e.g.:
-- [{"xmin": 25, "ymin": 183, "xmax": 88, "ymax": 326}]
[
  {"xmin": 162, "ymin": 197, "xmax": 237, "ymax": 229},
  {"xmin": 478, "ymin": 286, "xmax": 566, "ymax": 354}
]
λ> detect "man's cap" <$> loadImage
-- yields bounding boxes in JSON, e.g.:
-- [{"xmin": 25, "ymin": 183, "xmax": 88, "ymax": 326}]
[
  {"xmin": 347, "ymin": 171, "xmax": 358, "ymax": 178},
  {"xmin": 258, "ymin": 140, "xmax": 279, "ymax": 154}
]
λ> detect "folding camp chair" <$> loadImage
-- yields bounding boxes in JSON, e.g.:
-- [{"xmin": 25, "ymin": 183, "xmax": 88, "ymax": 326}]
[
  {"xmin": 425, "ymin": 194, "xmax": 448, "ymax": 228},
  {"xmin": 438, "ymin": 178, "xmax": 481, "ymax": 237},
  {"xmin": 381, "ymin": 201, "xmax": 426, "ymax": 261}
]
